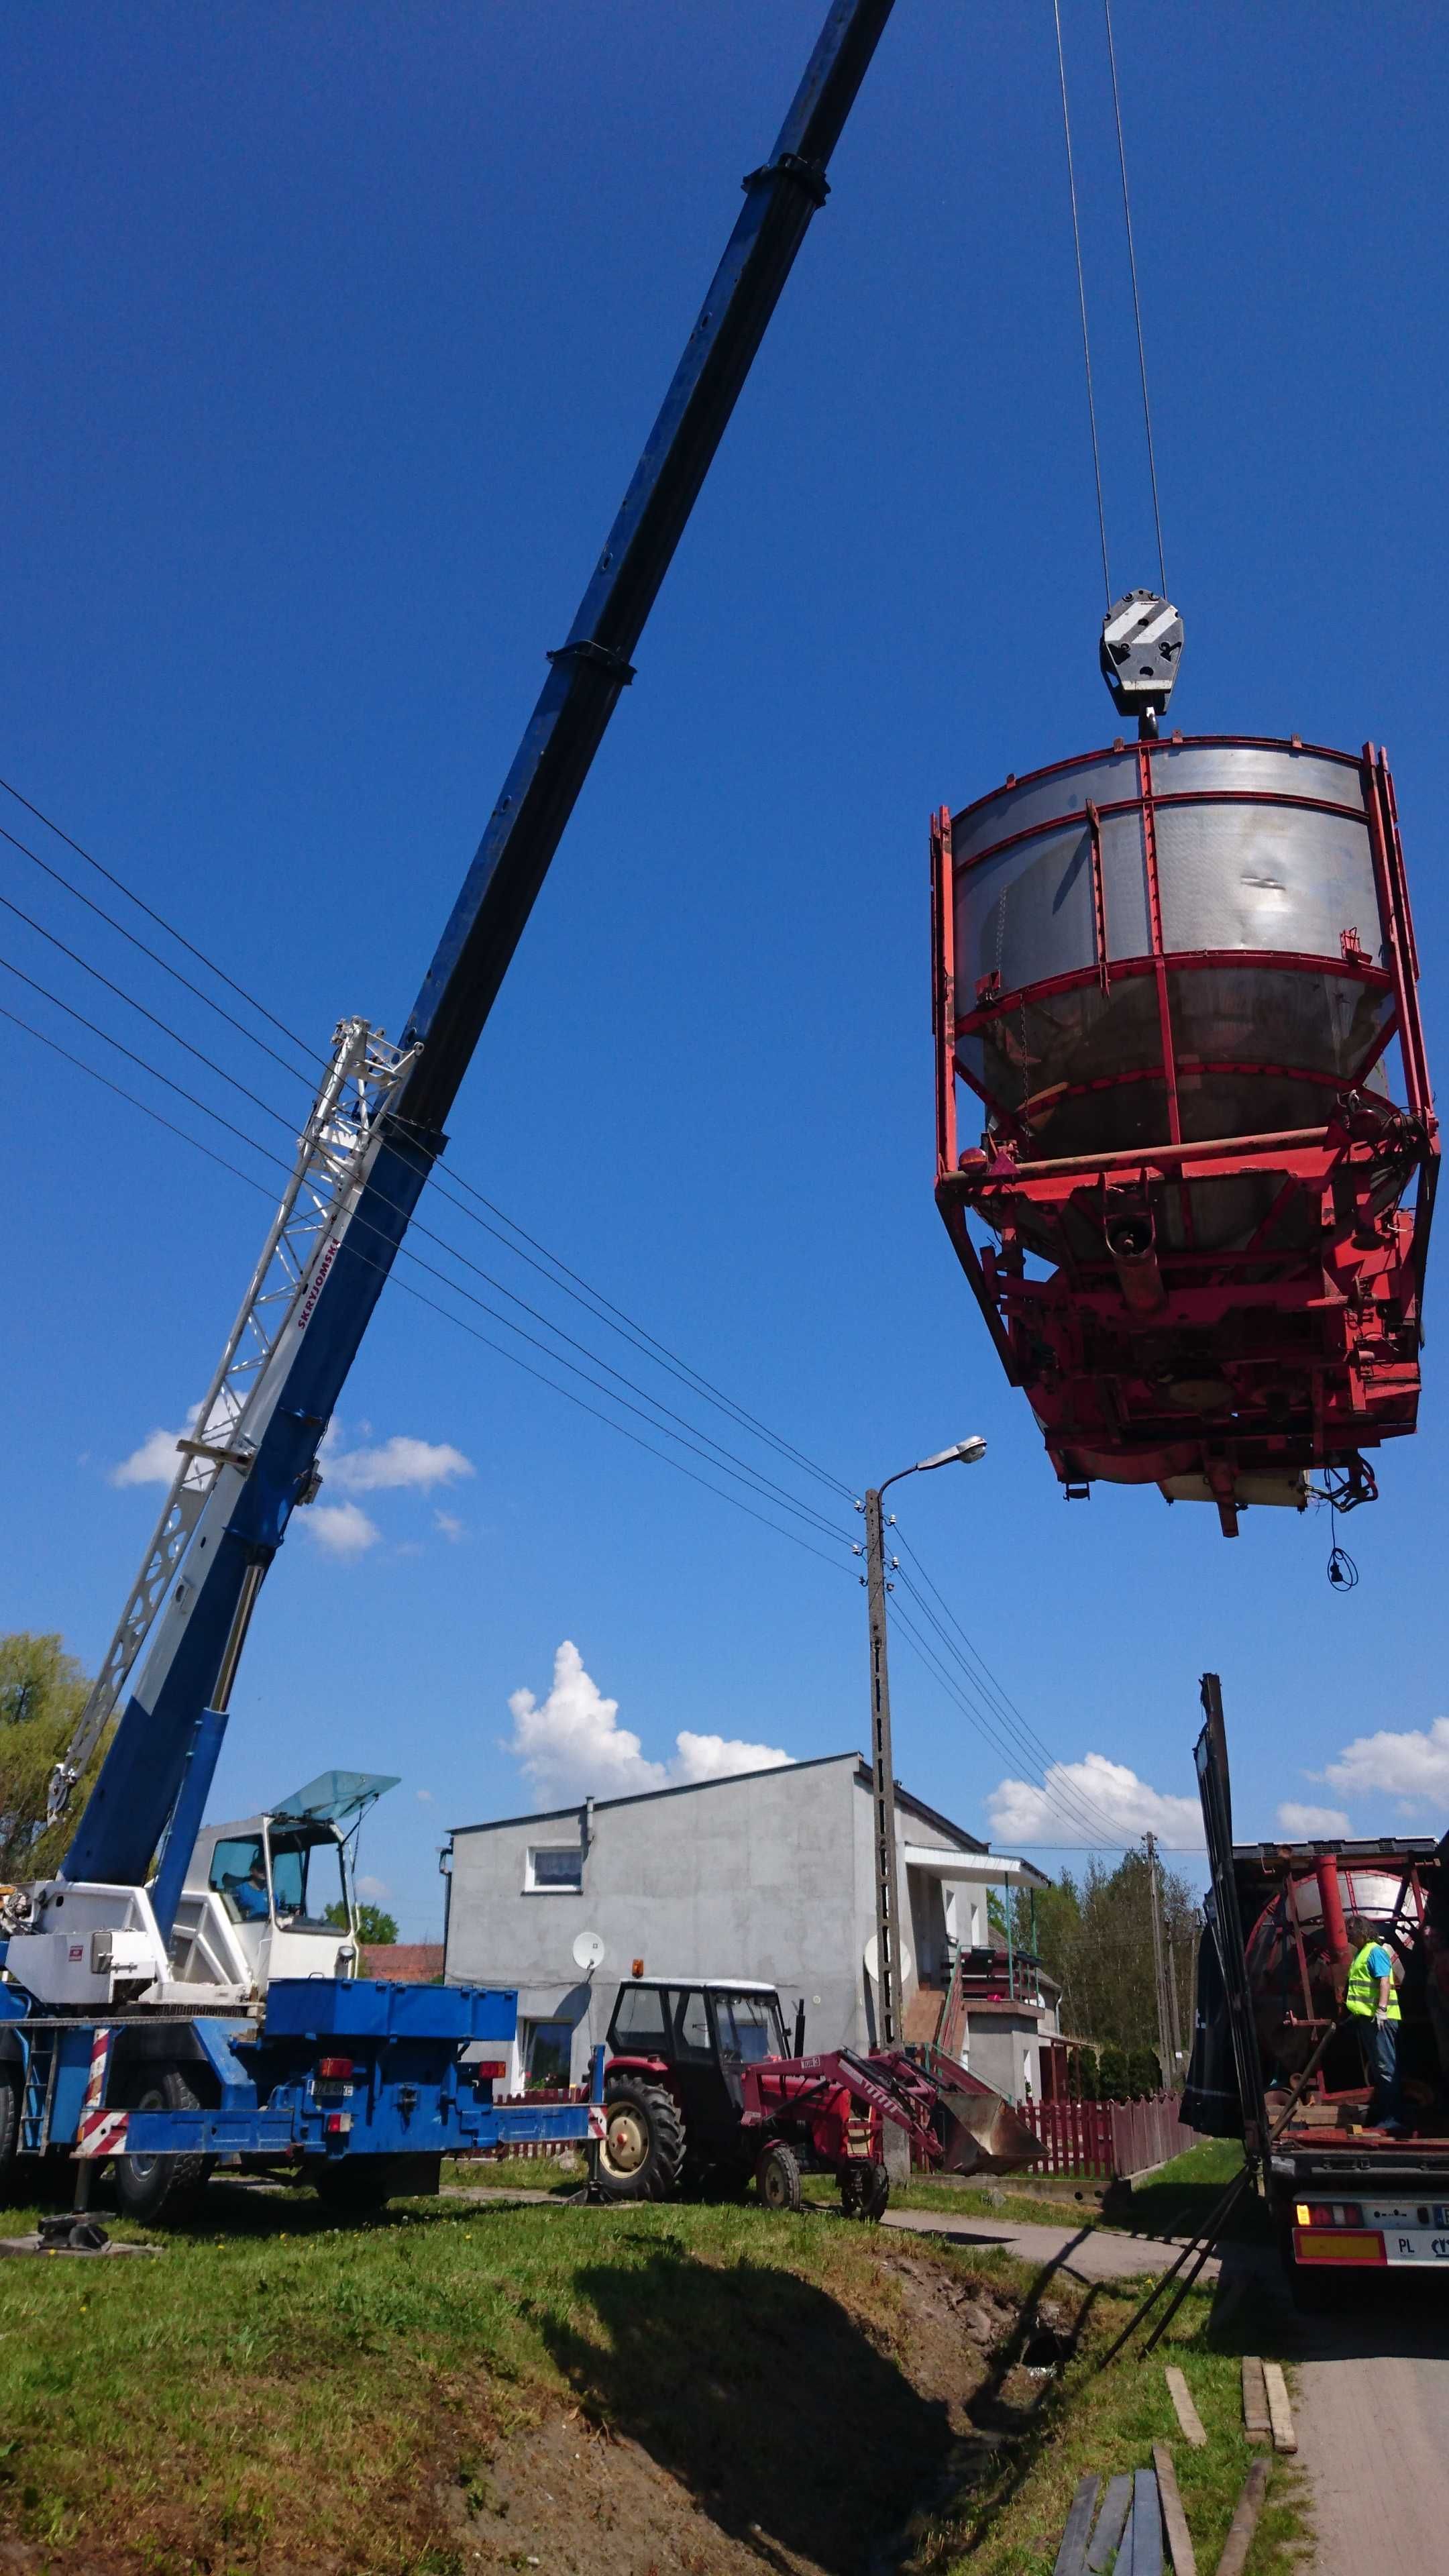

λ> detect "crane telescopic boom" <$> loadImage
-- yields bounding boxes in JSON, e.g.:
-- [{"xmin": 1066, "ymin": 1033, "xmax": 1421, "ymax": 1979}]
[{"xmin": 56, "ymin": 0, "xmax": 896, "ymax": 1893}]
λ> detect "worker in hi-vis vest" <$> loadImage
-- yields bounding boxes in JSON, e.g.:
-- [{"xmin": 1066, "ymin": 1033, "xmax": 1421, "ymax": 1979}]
[{"xmin": 1344, "ymin": 1917, "xmax": 1405, "ymax": 2132}]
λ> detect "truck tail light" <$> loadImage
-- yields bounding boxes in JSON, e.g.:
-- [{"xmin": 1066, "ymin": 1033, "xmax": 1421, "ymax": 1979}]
[
  {"xmin": 325, "ymin": 2112, "xmax": 352, "ymax": 2136},
  {"xmin": 474, "ymin": 2060, "xmax": 507, "ymax": 2084},
  {"xmin": 1296, "ymin": 2202, "xmax": 1362, "ymax": 2228},
  {"xmin": 317, "ymin": 2057, "xmax": 354, "ymax": 2080}
]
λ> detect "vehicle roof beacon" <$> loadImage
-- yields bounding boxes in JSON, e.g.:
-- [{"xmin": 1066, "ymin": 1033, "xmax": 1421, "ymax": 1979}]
[{"xmin": 1099, "ymin": 590, "xmax": 1183, "ymax": 739}]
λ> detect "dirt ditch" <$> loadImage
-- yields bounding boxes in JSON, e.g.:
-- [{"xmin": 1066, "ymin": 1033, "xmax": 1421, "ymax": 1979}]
[{"xmin": 441, "ymin": 2239, "xmax": 1074, "ymax": 2576}]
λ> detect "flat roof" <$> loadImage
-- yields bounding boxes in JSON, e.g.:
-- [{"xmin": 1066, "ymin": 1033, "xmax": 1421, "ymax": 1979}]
[{"xmin": 452, "ymin": 1750, "xmax": 991, "ymax": 1858}]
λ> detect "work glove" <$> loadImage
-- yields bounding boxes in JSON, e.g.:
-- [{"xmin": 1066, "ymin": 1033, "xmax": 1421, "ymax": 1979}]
[{"xmin": 1375, "ymin": 2009, "xmax": 1391, "ymax": 2027}]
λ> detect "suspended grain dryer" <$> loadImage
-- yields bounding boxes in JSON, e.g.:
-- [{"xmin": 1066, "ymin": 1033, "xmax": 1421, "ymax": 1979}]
[{"xmin": 931, "ymin": 612, "xmax": 1437, "ymax": 1534}]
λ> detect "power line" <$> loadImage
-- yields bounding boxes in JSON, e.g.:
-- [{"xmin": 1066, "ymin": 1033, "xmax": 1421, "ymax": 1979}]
[
  {"xmin": 1, "ymin": 780, "xmax": 855, "ymax": 1509},
  {"xmin": 888, "ymin": 1538, "xmax": 1131, "ymax": 1847},
  {"xmin": 1053, "ymin": 0, "xmax": 1112, "ymax": 607},
  {"xmin": 1, "ymin": 989, "xmax": 856, "ymax": 1566},
  {"xmin": 0, "ymin": 891, "xmax": 303, "ymax": 1142},
  {"xmin": 886, "ymin": 1592, "xmax": 1126, "ymax": 1850},
  {"xmin": 435, "ymin": 1169, "xmax": 855, "ymax": 1504},
  {"xmin": 1103, "ymin": 0, "xmax": 1167, "ymax": 594},
  {"xmin": 0, "ymin": 813, "xmax": 319, "ymax": 1090},
  {"xmin": 0, "ymin": 775, "xmax": 325, "ymax": 1070},
  {"xmin": 889, "ymin": 1529, "xmax": 1131, "ymax": 1846}
]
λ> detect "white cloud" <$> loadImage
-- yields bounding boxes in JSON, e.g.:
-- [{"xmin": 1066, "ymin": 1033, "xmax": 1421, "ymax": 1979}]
[
  {"xmin": 327, "ymin": 1436, "xmax": 473, "ymax": 1496},
  {"xmin": 302, "ymin": 1499, "xmax": 381, "ymax": 1559},
  {"xmin": 415, "ymin": 1790, "xmax": 433, "ymax": 1804},
  {"xmin": 672, "ymin": 1730, "xmax": 794, "ymax": 1786},
  {"xmin": 503, "ymin": 1641, "xmax": 792, "ymax": 1809},
  {"xmin": 356, "ymin": 1873, "xmax": 391, "ymax": 1900},
  {"xmin": 110, "ymin": 1403, "xmax": 202, "ymax": 1487},
  {"xmin": 1324, "ymin": 1718, "xmax": 1449, "ymax": 1815},
  {"xmin": 1277, "ymin": 1801, "xmax": 1352, "ymax": 1838},
  {"xmin": 987, "ymin": 1754, "xmax": 1203, "ymax": 1849},
  {"xmin": 433, "ymin": 1509, "xmax": 465, "ymax": 1542}
]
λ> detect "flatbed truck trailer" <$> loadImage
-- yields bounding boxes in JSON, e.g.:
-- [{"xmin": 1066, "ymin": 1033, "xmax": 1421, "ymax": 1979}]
[
  {"xmin": 1189, "ymin": 1674, "xmax": 1449, "ymax": 2298},
  {"xmin": 0, "ymin": 1976, "xmax": 605, "ymax": 2221}
]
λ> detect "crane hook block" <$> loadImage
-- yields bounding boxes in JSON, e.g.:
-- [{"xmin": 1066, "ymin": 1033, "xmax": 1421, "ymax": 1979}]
[{"xmin": 1099, "ymin": 590, "xmax": 1183, "ymax": 737}]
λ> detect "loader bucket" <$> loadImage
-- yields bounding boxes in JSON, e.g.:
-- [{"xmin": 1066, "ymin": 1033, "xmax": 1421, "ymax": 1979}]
[{"xmin": 924, "ymin": 2049, "xmax": 1040, "ymax": 2175}]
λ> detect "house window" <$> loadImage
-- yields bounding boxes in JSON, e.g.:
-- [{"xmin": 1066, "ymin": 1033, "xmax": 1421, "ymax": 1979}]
[
  {"xmin": 523, "ymin": 2020, "xmax": 574, "ymax": 2086},
  {"xmin": 525, "ymin": 1845, "xmax": 582, "ymax": 1892}
]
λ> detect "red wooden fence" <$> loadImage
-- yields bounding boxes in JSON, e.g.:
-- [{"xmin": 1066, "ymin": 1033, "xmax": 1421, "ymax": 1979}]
[{"xmin": 1019, "ymin": 2092, "xmax": 1202, "ymax": 2180}]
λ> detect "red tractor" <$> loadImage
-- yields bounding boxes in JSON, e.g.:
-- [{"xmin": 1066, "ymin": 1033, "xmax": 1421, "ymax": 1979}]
[{"xmin": 594, "ymin": 1978, "xmax": 1037, "ymax": 2216}]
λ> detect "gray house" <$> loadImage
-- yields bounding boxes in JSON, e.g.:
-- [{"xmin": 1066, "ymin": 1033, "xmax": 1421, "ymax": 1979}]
[{"xmin": 443, "ymin": 1752, "xmax": 1055, "ymax": 2096}]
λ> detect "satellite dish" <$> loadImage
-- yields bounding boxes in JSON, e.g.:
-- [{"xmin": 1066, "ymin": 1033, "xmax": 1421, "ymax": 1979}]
[
  {"xmin": 572, "ymin": 1929, "xmax": 606, "ymax": 1973},
  {"xmin": 863, "ymin": 1935, "xmax": 913, "ymax": 1989}
]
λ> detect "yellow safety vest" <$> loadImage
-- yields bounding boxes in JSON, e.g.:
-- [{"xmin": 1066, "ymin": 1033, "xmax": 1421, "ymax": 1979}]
[{"xmin": 1346, "ymin": 1939, "xmax": 1400, "ymax": 2022}]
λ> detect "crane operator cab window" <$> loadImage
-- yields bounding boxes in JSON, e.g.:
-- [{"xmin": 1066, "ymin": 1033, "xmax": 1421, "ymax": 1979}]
[
  {"xmin": 209, "ymin": 1835, "xmax": 270, "ymax": 1924},
  {"xmin": 208, "ymin": 1828, "xmax": 347, "ymax": 1930},
  {"xmin": 266, "ymin": 1827, "xmax": 348, "ymax": 1931}
]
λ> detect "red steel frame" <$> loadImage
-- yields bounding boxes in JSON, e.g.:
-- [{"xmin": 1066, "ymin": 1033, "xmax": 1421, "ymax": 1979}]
[{"xmin": 931, "ymin": 737, "xmax": 1438, "ymax": 1529}]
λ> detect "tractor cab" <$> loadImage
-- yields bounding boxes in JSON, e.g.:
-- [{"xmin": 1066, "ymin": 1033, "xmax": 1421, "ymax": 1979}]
[{"xmin": 602, "ymin": 1978, "xmax": 793, "ymax": 2192}]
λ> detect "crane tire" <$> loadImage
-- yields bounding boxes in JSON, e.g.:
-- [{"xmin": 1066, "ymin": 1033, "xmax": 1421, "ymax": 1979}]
[
  {"xmin": 0, "ymin": 2068, "xmax": 19, "ymax": 2200},
  {"xmin": 839, "ymin": 2160, "xmax": 890, "ymax": 2222},
  {"xmin": 755, "ymin": 2143, "xmax": 804, "ymax": 2213},
  {"xmin": 113, "ymin": 2065, "xmax": 211, "ymax": 2225},
  {"xmin": 596, "ymin": 2078, "xmax": 686, "ymax": 2202}
]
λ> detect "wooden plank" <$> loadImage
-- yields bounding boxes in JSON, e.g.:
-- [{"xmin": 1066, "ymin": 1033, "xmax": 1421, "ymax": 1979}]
[
  {"xmin": 1240, "ymin": 2355, "xmax": 1270, "ymax": 2444},
  {"xmin": 1151, "ymin": 2443, "xmax": 1197, "ymax": 2576},
  {"xmin": 1052, "ymin": 2473, "xmax": 1102, "ymax": 2576},
  {"xmin": 1085, "ymin": 2472, "xmax": 1134, "ymax": 2571},
  {"xmin": 1130, "ymin": 2467, "xmax": 1163, "ymax": 2576},
  {"xmin": 1261, "ymin": 2361, "xmax": 1297, "ymax": 2454},
  {"xmin": 1164, "ymin": 2365, "xmax": 1207, "ymax": 2449},
  {"xmin": 1213, "ymin": 2459, "xmax": 1269, "ymax": 2576}
]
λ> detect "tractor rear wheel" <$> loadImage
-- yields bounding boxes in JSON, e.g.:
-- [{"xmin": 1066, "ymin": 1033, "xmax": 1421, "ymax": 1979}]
[
  {"xmin": 112, "ymin": 2065, "xmax": 210, "ymax": 2225},
  {"xmin": 839, "ymin": 2160, "xmax": 890, "ymax": 2222},
  {"xmin": 755, "ymin": 2143, "xmax": 803, "ymax": 2212},
  {"xmin": 596, "ymin": 2078, "xmax": 685, "ymax": 2202}
]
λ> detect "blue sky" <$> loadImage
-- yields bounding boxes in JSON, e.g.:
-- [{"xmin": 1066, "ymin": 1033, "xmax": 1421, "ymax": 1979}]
[{"xmin": 5, "ymin": 4, "xmax": 1448, "ymax": 1935}]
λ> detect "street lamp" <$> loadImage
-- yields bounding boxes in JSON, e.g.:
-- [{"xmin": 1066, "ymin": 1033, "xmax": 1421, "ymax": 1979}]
[{"xmin": 859, "ymin": 1437, "xmax": 987, "ymax": 2049}]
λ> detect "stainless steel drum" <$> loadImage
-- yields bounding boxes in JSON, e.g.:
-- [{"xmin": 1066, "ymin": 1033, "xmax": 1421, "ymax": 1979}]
[{"xmin": 950, "ymin": 737, "xmax": 1394, "ymax": 1171}]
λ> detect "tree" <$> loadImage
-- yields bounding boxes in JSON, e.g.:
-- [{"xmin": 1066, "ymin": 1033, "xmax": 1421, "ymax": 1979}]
[
  {"xmin": 994, "ymin": 1850, "xmax": 1201, "ymax": 2081},
  {"xmin": 325, "ymin": 1898, "xmax": 398, "ymax": 1947},
  {"xmin": 0, "ymin": 1632, "xmax": 91, "ymax": 1880}
]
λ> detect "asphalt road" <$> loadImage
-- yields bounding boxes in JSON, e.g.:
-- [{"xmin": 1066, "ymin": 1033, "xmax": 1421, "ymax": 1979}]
[
  {"xmin": 880, "ymin": 2204, "xmax": 1217, "ymax": 2284},
  {"xmin": 1244, "ymin": 2265, "xmax": 1449, "ymax": 2573}
]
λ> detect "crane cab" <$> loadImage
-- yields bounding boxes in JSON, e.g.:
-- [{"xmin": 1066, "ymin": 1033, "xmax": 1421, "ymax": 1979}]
[{"xmin": 170, "ymin": 1769, "xmax": 397, "ymax": 2000}]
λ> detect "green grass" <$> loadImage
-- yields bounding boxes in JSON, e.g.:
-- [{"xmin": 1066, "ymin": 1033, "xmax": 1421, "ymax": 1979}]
[
  {"xmin": 0, "ymin": 2169, "xmax": 1307, "ymax": 2575},
  {"xmin": 442, "ymin": 2147, "xmax": 587, "ymax": 2196},
  {"xmin": 1104, "ymin": 2137, "xmax": 1273, "ymax": 2247},
  {"xmin": 916, "ymin": 2271, "xmax": 1307, "ymax": 2576}
]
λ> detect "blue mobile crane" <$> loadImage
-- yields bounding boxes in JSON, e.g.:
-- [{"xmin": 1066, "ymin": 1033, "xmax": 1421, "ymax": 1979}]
[{"xmin": 0, "ymin": 0, "xmax": 896, "ymax": 2233}]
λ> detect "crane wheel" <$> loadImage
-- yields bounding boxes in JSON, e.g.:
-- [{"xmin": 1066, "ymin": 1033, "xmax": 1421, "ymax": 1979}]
[
  {"xmin": 112, "ymin": 2065, "xmax": 211, "ymax": 2224},
  {"xmin": 595, "ymin": 2078, "xmax": 686, "ymax": 2202},
  {"xmin": 755, "ymin": 2143, "xmax": 804, "ymax": 2213},
  {"xmin": 0, "ymin": 2068, "xmax": 19, "ymax": 2200},
  {"xmin": 839, "ymin": 2160, "xmax": 890, "ymax": 2222}
]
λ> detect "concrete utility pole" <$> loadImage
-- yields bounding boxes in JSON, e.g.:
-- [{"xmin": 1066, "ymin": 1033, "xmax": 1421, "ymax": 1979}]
[
  {"xmin": 863, "ymin": 1485, "xmax": 904, "ymax": 2047},
  {"xmin": 859, "ymin": 1436, "xmax": 987, "ymax": 2052},
  {"xmin": 1144, "ymin": 1831, "xmax": 1176, "ymax": 2089}
]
